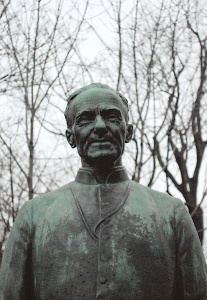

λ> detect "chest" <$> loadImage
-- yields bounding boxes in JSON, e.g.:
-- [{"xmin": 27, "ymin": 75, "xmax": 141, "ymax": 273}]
[{"xmin": 31, "ymin": 187, "xmax": 176, "ymax": 299}]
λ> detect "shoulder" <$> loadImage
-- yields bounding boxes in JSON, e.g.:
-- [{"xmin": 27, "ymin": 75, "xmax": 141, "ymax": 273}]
[
  {"xmin": 20, "ymin": 183, "xmax": 74, "ymax": 218},
  {"xmin": 129, "ymin": 180, "xmax": 185, "ymax": 212},
  {"xmin": 31, "ymin": 183, "xmax": 71, "ymax": 204}
]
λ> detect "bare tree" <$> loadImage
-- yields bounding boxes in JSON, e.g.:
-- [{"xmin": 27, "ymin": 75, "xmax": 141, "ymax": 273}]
[
  {"xmin": 1, "ymin": 0, "xmax": 207, "ymax": 256},
  {"xmin": 0, "ymin": 0, "xmax": 89, "ymax": 250},
  {"xmin": 89, "ymin": 0, "xmax": 207, "ymax": 244},
  {"xmin": 151, "ymin": 0, "xmax": 207, "ymax": 243}
]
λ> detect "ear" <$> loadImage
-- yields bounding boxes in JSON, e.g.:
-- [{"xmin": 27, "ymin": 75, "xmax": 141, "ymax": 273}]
[
  {"xmin": 66, "ymin": 128, "xmax": 76, "ymax": 148},
  {"xmin": 125, "ymin": 124, "xmax": 133, "ymax": 143}
]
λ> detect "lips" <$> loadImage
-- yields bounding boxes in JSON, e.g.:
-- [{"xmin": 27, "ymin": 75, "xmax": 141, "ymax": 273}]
[
  {"xmin": 88, "ymin": 138, "xmax": 116, "ymax": 147},
  {"xmin": 90, "ymin": 141, "xmax": 111, "ymax": 147},
  {"xmin": 88, "ymin": 140, "xmax": 111, "ymax": 148},
  {"xmin": 84, "ymin": 139, "xmax": 115, "ymax": 153},
  {"xmin": 83, "ymin": 134, "xmax": 119, "ymax": 152}
]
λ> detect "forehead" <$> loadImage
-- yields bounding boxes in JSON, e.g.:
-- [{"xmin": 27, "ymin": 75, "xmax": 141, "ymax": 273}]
[{"xmin": 70, "ymin": 88, "xmax": 126, "ymax": 116}]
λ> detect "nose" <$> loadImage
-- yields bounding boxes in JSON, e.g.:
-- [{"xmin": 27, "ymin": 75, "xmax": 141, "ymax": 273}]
[{"xmin": 94, "ymin": 115, "xmax": 107, "ymax": 135}]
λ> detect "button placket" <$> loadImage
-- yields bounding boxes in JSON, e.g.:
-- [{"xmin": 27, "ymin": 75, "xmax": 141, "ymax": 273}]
[
  {"xmin": 96, "ymin": 185, "xmax": 113, "ymax": 297},
  {"xmin": 95, "ymin": 182, "xmax": 130, "ymax": 299},
  {"xmin": 98, "ymin": 222, "xmax": 111, "ymax": 285}
]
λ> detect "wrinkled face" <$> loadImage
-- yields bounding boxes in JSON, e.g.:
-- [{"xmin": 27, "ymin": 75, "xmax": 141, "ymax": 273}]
[{"xmin": 67, "ymin": 88, "xmax": 132, "ymax": 167}]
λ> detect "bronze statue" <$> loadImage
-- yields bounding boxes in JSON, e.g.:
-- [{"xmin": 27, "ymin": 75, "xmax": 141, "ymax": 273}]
[{"xmin": 0, "ymin": 83, "xmax": 207, "ymax": 299}]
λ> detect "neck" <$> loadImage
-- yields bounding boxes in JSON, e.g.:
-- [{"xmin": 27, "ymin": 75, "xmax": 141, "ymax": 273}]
[{"xmin": 81, "ymin": 157, "xmax": 123, "ymax": 184}]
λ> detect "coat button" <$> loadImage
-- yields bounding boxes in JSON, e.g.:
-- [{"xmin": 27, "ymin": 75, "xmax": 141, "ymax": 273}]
[
  {"xmin": 102, "ymin": 202, "xmax": 109, "ymax": 207},
  {"xmin": 99, "ymin": 276, "xmax": 107, "ymax": 284},
  {"xmin": 100, "ymin": 254, "xmax": 108, "ymax": 262},
  {"xmin": 101, "ymin": 234, "xmax": 110, "ymax": 240}
]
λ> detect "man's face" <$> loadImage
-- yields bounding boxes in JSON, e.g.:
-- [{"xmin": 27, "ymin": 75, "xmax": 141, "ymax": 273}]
[{"xmin": 67, "ymin": 88, "xmax": 132, "ymax": 167}]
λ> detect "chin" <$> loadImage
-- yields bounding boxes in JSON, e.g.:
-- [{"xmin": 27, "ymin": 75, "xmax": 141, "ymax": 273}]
[{"xmin": 87, "ymin": 152, "xmax": 120, "ymax": 168}]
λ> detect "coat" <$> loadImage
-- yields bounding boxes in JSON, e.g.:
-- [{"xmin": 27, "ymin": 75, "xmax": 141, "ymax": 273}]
[{"xmin": 0, "ymin": 167, "xmax": 207, "ymax": 299}]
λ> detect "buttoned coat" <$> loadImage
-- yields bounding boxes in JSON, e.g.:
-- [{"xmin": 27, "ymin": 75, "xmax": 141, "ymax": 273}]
[{"xmin": 0, "ymin": 168, "xmax": 207, "ymax": 299}]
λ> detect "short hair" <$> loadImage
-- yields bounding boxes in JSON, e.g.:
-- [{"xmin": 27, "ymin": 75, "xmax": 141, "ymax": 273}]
[{"xmin": 64, "ymin": 83, "xmax": 129, "ymax": 127}]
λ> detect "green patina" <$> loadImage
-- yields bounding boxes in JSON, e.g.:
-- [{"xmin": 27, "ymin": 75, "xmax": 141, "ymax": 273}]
[{"xmin": 0, "ymin": 83, "xmax": 206, "ymax": 299}]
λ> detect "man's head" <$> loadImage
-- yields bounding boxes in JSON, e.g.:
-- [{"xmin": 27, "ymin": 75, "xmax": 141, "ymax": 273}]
[{"xmin": 64, "ymin": 83, "xmax": 133, "ymax": 168}]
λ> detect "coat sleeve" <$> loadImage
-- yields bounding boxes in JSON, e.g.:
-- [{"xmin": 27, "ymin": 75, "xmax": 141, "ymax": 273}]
[
  {"xmin": 0, "ymin": 200, "xmax": 33, "ymax": 300},
  {"xmin": 175, "ymin": 201, "xmax": 207, "ymax": 299}
]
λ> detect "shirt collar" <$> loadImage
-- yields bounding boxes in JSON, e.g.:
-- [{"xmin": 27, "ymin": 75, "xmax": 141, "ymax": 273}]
[{"xmin": 75, "ymin": 166, "xmax": 129, "ymax": 185}]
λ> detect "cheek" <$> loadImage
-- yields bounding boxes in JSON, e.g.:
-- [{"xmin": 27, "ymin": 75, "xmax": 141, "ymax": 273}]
[
  {"xmin": 112, "ymin": 124, "xmax": 126, "ymax": 140},
  {"xmin": 72, "ymin": 127, "xmax": 82, "ymax": 146},
  {"xmin": 73, "ymin": 127, "xmax": 90, "ymax": 146}
]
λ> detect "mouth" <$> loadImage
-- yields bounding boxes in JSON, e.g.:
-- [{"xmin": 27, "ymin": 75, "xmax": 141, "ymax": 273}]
[
  {"xmin": 89, "ymin": 141, "xmax": 111, "ymax": 148},
  {"xmin": 84, "ymin": 137, "xmax": 118, "ymax": 152},
  {"xmin": 89, "ymin": 139, "xmax": 111, "ymax": 145}
]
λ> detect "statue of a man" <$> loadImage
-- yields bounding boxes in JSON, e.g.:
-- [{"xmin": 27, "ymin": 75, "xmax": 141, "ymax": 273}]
[{"xmin": 0, "ymin": 83, "xmax": 207, "ymax": 299}]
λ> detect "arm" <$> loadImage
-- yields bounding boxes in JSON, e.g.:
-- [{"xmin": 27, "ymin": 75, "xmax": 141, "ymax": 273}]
[
  {"xmin": 0, "ymin": 201, "xmax": 33, "ymax": 300},
  {"xmin": 175, "ymin": 202, "xmax": 207, "ymax": 299}
]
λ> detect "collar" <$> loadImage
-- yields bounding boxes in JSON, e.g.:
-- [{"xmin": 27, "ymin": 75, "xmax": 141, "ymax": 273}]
[{"xmin": 75, "ymin": 166, "xmax": 129, "ymax": 185}]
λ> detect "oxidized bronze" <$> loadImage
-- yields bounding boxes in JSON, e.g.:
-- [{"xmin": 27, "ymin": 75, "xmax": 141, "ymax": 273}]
[{"xmin": 0, "ymin": 83, "xmax": 207, "ymax": 299}]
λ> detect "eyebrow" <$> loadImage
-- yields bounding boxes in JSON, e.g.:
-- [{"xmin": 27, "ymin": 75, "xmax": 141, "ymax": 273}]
[
  {"xmin": 76, "ymin": 110, "xmax": 95, "ymax": 119},
  {"xmin": 100, "ymin": 108, "xmax": 122, "ymax": 115}
]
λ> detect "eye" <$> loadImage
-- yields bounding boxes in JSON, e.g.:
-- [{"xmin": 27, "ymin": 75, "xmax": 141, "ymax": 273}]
[
  {"xmin": 76, "ymin": 113, "xmax": 94, "ymax": 126},
  {"xmin": 108, "ymin": 113, "xmax": 118, "ymax": 119},
  {"xmin": 105, "ymin": 112, "xmax": 122, "ymax": 123}
]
